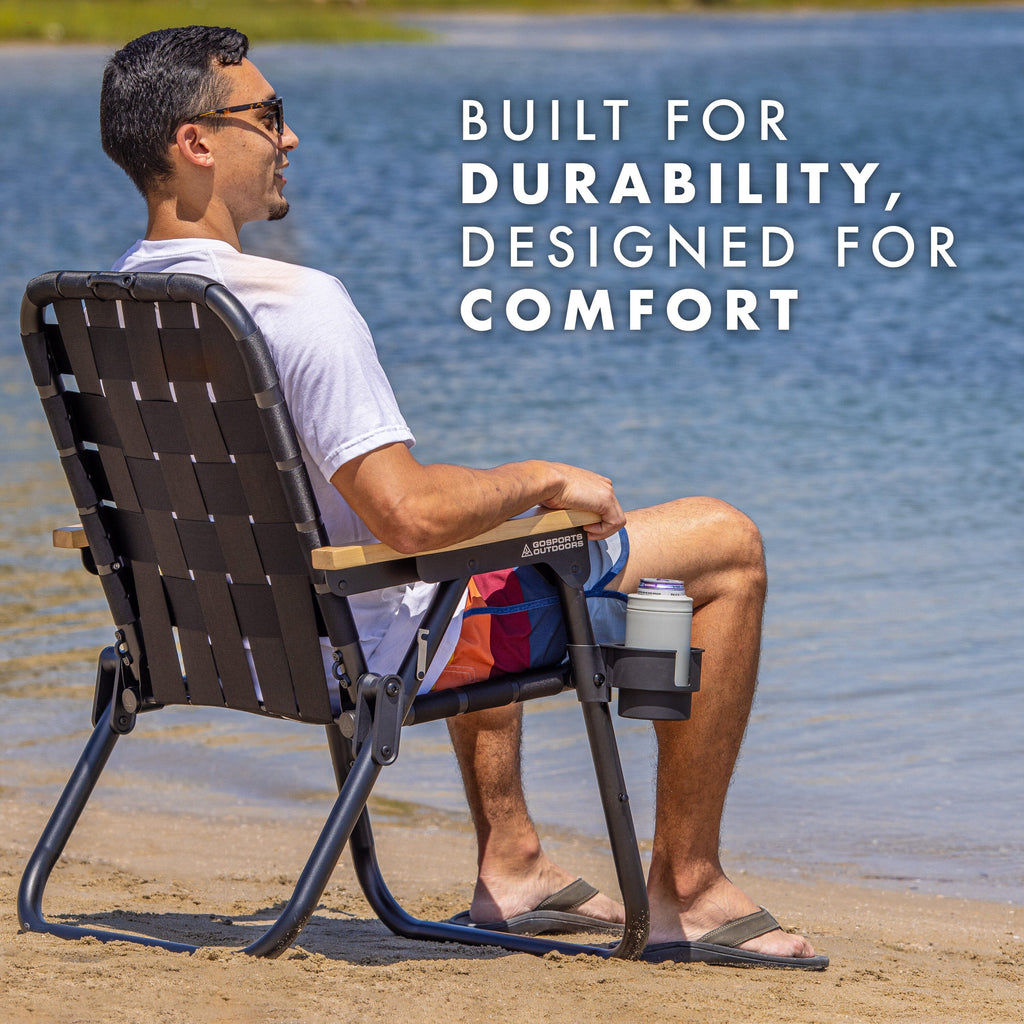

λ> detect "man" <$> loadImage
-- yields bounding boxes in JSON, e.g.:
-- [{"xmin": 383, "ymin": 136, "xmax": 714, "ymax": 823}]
[{"xmin": 99, "ymin": 26, "xmax": 824, "ymax": 968}]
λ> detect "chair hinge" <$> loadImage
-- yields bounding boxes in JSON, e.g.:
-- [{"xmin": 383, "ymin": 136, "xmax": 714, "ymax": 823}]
[
  {"xmin": 108, "ymin": 657, "xmax": 139, "ymax": 735},
  {"xmin": 415, "ymin": 628, "xmax": 430, "ymax": 683},
  {"xmin": 351, "ymin": 672, "xmax": 403, "ymax": 766},
  {"xmin": 331, "ymin": 650, "xmax": 353, "ymax": 690}
]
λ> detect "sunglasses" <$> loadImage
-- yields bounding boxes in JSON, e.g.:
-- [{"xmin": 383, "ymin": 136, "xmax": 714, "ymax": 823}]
[{"xmin": 190, "ymin": 96, "xmax": 285, "ymax": 136}]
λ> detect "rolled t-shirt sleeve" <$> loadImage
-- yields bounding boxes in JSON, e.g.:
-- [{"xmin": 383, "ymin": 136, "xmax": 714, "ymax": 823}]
[{"xmin": 241, "ymin": 263, "xmax": 414, "ymax": 481}]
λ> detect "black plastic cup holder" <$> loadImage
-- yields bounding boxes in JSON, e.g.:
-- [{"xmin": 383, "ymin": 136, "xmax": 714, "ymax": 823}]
[{"xmin": 599, "ymin": 644, "xmax": 704, "ymax": 721}]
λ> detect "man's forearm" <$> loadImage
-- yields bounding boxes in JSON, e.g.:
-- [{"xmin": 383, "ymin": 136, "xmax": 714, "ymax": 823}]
[
  {"xmin": 370, "ymin": 459, "xmax": 564, "ymax": 553},
  {"xmin": 331, "ymin": 444, "xmax": 624, "ymax": 553}
]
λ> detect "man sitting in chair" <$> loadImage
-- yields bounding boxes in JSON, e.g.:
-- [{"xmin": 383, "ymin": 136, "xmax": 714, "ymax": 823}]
[{"xmin": 98, "ymin": 25, "xmax": 823, "ymax": 968}]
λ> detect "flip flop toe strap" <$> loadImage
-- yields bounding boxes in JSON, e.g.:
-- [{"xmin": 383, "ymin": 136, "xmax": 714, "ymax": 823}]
[
  {"xmin": 533, "ymin": 878, "xmax": 599, "ymax": 913},
  {"xmin": 697, "ymin": 908, "xmax": 781, "ymax": 948}
]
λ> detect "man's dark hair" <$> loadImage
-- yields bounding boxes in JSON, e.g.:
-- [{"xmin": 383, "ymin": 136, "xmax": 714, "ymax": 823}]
[{"xmin": 101, "ymin": 25, "xmax": 249, "ymax": 197}]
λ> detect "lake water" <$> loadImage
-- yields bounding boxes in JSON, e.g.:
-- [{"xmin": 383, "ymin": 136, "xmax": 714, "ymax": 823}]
[{"xmin": 1, "ymin": 8, "xmax": 1021, "ymax": 904}]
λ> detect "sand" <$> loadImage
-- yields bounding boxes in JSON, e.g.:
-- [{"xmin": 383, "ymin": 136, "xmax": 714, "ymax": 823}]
[{"xmin": 1, "ymin": 761, "xmax": 1021, "ymax": 1024}]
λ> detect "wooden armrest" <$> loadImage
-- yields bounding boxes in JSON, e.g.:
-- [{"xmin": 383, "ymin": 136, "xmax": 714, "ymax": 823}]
[
  {"xmin": 55, "ymin": 510, "xmax": 602, "ymax": 571},
  {"xmin": 311, "ymin": 509, "xmax": 601, "ymax": 571},
  {"xmin": 54, "ymin": 525, "xmax": 88, "ymax": 549}
]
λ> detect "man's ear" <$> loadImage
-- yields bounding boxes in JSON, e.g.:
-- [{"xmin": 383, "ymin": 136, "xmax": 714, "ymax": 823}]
[{"xmin": 174, "ymin": 123, "xmax": 215, "ymax": 168}]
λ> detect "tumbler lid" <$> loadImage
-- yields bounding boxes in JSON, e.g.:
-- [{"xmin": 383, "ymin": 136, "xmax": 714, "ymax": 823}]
[{"xmin": 637, "ymin": 577, "xmax": 686, "ymax": 596}]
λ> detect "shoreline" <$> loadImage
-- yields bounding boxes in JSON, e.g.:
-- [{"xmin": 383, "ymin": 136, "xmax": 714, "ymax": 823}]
[
  {"xmin": 6, "ymin": 679, "xmax": 1016, "ymax": 909},
  {"xmin": 2, "ymin": 773, "xmax": 1021, "ymax": 1022},
  {"xmin": 2, "ymin": 3, "xmax": 1023, "ymax": 49}
]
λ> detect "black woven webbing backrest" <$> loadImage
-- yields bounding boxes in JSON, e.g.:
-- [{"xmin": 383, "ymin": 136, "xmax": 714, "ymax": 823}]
[{"xmin": 22, "ymin": 271, "xmax": 340, "ymax": 723}]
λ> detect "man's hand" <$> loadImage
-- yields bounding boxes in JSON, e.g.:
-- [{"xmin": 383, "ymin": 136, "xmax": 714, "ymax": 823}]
[{"xmin": 537, "ymin": 463, "xmax": 625, "ymax": 540}]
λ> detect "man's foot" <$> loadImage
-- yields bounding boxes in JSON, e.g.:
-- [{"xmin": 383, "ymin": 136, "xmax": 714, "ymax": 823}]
[
  {"xmin": 468, "ymin": 854, "xmax": 624, "ymax": 929},
  {"xmin": 647, "ymin": 875, "xmax": 817, "ymax": 959}
]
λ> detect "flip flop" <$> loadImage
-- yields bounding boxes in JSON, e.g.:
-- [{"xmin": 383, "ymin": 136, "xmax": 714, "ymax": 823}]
[
  {"xmin": 449, "ymin": 877, "xmax": 624, "ymax": 936},
  {"xmin": 642, "ymin": 908, "xmax": 829, "ymax": 970}
]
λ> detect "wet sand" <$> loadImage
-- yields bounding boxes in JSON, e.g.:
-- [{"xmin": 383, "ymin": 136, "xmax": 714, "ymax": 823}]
[{"xmin": 2, "ymin": 766, "xmax": 1020, "ymax": 1024}]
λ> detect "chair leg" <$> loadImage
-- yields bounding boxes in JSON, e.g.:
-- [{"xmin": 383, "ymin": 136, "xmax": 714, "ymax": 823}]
[
  {"xmin": 577, "ymin": 699, "xmax": 650, "ymax": 958},
  {"xmin": 342, "ymin": 700, "xmax": 650, "ymax": 959},
  {"xmin": 17, "ymin": 711, "xmax": 200, "ymax": 952},
  {"xmin": 560, "ymin": 576, "xmax": 651, "ymax": 958},
  {"xmin": 18, "ymin": 714, "xmax": 386, "ymax": 957},
  {"xmin": 239, "ymin": 740, "xmax": 384, "ymax": 957},
  {"xmin": 348, "ymin": 796, "xmax": 628, "ymax": 958}
]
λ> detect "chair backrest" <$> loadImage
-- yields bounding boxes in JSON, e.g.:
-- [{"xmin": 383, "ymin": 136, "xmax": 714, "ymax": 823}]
[{"xmin": 22, "ymin": 271, "xmax": 339, "ymax": 723}]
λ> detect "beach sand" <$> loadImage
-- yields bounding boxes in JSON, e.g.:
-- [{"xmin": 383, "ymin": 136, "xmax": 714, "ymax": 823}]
[{"xmin": 2, "ymin": 763, "xmax": 1021, "ymax": 1024}]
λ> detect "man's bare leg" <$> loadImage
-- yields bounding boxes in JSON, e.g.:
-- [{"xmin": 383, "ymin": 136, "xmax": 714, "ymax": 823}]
[
  {"xmin": 449, "ymin": 496, "xmax": 815, "ymax": 955},
  {"xmin": 447, "ymin": 703, "xmax": 623, "ymax": 925},
  {"xmin": 612, "ymin": 498, "xmax": 815, "ymax": 957}
]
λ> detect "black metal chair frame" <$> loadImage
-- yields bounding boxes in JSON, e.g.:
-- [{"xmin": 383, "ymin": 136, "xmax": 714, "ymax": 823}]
[{"xmin": 17, "ymin": 271, "xmax": 700, "ymax": 961}]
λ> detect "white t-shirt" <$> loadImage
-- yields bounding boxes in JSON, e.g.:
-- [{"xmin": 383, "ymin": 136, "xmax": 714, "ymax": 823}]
[{"xmin": 112, "ymin": 238, "xmax": 456, "ymax": 688}]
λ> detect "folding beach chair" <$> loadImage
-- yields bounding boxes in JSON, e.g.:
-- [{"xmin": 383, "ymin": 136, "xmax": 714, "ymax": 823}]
[{"xmin": 17, "ymin": 271, "xmax": 700, "ymax": 960}]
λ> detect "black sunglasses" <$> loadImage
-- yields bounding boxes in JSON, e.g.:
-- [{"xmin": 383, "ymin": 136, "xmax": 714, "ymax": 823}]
[{"xmin": 191, "ymin": 96, "xmax": 284, "ymax": 136}]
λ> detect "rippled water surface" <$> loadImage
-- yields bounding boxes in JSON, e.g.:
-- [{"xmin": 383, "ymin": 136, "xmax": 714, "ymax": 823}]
[{"xmin": 1, "ymin": 8, "xmax": 1021, "ymax": 902}]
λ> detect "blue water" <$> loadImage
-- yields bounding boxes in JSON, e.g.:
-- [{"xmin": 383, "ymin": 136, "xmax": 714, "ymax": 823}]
[{"xmin": 1, "ymin": 8, "xmax": 1021, "ymax": 903}]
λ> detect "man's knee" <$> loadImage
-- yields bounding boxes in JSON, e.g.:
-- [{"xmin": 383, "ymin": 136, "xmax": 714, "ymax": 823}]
[
  {"xmin": 619, "ymin": 496, "xmax": 765, "ymax": 600},
  {"xmin": 695, "ymin": 498, "xmax": 766, "ymax": 597},
  {"xmin": 722, "ymin": 501, "xmax": 764, "ymax": 567}
]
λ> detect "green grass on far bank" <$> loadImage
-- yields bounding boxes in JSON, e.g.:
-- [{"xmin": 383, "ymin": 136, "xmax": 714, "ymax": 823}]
[
  {"xmin": 0, "ymin": 1, "xmax": 428, "ymax": 45},
  {"xmin": 0, "ymin": 0, "xmax": 1014, "ymax": 46}
]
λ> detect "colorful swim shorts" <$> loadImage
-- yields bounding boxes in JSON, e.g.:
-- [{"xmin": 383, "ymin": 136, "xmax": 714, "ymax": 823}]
[{"xmin": 430, "ymin": 528, "xmax": 629, "ymax": 691}]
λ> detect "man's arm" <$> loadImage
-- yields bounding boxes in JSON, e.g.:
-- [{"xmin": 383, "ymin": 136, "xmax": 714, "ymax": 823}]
[{"xmin": 331, "ymin": 442, "xmax": 625, "ymax": 554}]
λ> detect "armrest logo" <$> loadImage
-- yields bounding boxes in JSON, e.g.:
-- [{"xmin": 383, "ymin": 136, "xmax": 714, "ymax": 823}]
[{"xmin": 521, "ymin": 531, "xmax": 585, "ymax": 560}]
